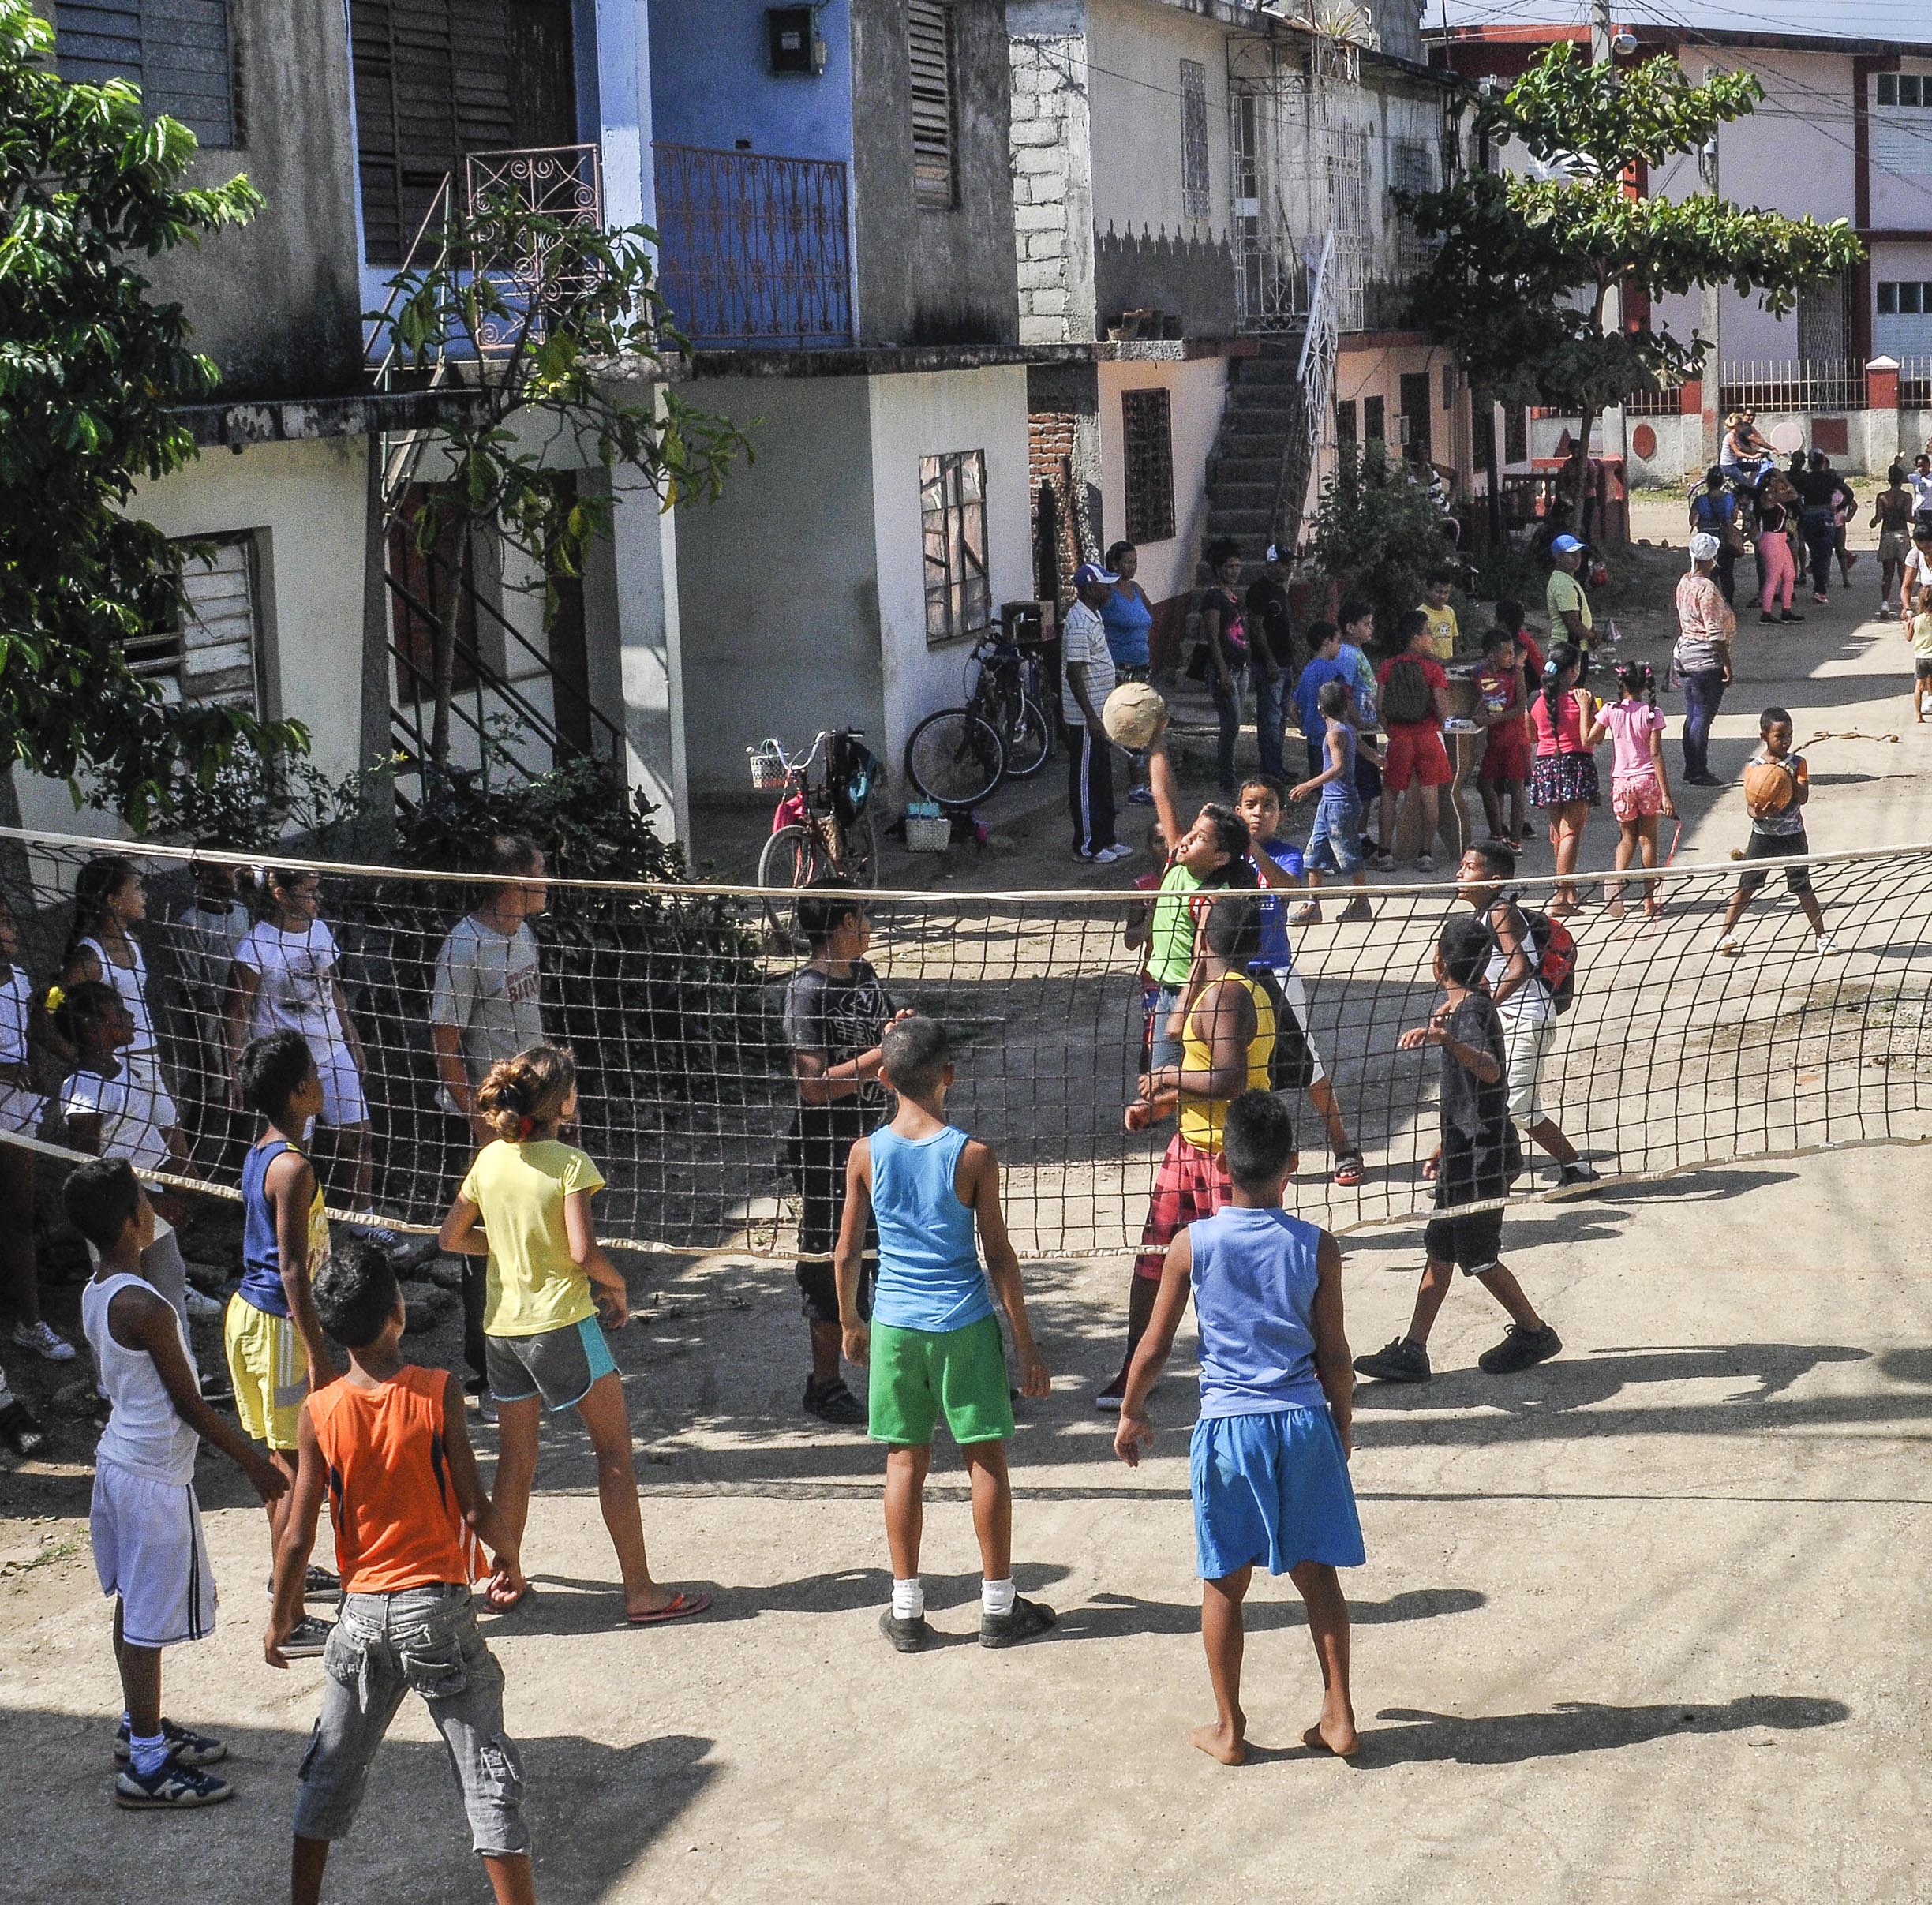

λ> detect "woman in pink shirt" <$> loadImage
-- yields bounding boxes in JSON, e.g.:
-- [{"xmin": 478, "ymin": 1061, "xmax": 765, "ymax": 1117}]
[
  {"xmin": 1527, "ymin": 642, "xmax": 1601, "ymax": 917},
  {"xmin": 1588, "ymin": 661, "xmax": 1676, "ymax": 921}
]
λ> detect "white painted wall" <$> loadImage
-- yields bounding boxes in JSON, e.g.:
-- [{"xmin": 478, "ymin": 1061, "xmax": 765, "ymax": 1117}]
[
  {"xmin": 1096, "ymin": 354, "xmax": 1226, "ymax": 608},
  {"xmin": 866, "ymin": 367, "xmax": 1034, "ymax": 798}
]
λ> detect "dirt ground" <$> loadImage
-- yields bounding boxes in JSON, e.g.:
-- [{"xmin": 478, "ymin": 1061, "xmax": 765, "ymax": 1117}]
[{"xmin": 5, "ymin": 497, "xmax": 1931, "ymax": 1903}]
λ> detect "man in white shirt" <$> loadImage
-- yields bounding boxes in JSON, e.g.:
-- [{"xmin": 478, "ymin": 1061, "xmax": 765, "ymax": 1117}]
[
  {"xmin": 1061, "ymin": 561, "xmax": 1131, "ymax": 865},
  {"xmin": 1909, "ymin": 452, "xmax": 1932, "ymax": 527},
  {"xmin": 428, "ymin": 834, "xmax": 547, "ymax": 1403}
]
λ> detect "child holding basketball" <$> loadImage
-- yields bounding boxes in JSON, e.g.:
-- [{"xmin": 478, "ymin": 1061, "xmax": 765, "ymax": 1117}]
[
  {"xmin": 834, "ymin": 1016, "xmax": 1053, "ymax": 1652},
  {"xmin": 438, "ymin": 1044, "xmax": 708, "ymax": 1625},
  {"xmin": 1716, "ymin": 708, "xmax": 1838, "ymax": 958},
  {"xmin": 1588, "ymin": 661, "xmax": 1676, "ymax": 920},
  {"xmin": 1114, "ymin": 1090, "xmax": 1362, "ymax": 1766}
]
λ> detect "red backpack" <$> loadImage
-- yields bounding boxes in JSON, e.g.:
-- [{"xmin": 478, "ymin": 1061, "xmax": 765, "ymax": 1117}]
[{"xmin": 1516, "ymin": 904, "xmax": 1577, "ymax": 1012}]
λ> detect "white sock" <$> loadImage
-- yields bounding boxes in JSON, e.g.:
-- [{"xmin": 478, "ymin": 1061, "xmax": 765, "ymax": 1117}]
[
  {"xmin": 890, "ymin": 1578, "xmax": 924, "ymax": 1621},
  {"xmin": 982, "ymin": 1578, "xmax": 1017, "ymax": 1618},
  {"xmin": 130, "ymin": 1729, "xmax": 169, "ymax": 1778}
]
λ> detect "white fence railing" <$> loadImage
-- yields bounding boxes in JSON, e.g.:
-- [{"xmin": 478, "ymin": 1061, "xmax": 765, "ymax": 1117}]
[{"xmin": 1719, "ymin": 359, "xmax": 1867, "ymax": 414}]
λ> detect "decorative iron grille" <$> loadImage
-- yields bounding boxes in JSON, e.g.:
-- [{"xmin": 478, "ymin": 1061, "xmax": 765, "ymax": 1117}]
[
  {"xmin": 652, "ymin": 143, "xmax": 854, "ymax": 347},
  {"xmin": 1180, "ymin": 58, "xmax": 1211, "ymax": 220},
  {"xmin": 462, "ymin": 144, "xmax": 605, "ymax": 353},
  {"xmin": 1121, "ymin": 388, "xmax": 1176, "ymax": 545}
]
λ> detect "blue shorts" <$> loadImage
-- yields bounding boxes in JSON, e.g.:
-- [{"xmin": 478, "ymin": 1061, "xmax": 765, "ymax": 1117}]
[
  {"xmin": 1191, "ymin": 1405, "xmax": 1365, "ymax": 1581},
  {"xmin": 484, "ymin": 1316, "xmax": 617, "ymax": 1411},
  {"xmin": 1305, "ymin": 800, "xmax": 1365, "ymax": 877}
]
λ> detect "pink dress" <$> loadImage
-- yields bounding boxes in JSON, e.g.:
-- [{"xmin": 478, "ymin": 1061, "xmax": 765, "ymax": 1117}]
[{"xmin": 1602, "ymin": 699, "xmax": 1666, "ymax": 822}]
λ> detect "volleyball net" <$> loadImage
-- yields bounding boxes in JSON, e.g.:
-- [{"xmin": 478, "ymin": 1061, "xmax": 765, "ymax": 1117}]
[{"xmin": 5, "ymin": 825, "xmax": 1930, "ymax": 1259}]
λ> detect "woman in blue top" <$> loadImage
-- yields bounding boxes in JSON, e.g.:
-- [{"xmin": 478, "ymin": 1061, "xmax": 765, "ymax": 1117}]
[
  {"xmin": 1114, "ymin": 1089, "xmax": 1362, "ymax": 1766},
  {"xmin": 1102, "ymin": 541, "xmax": 1156, "ymax": 804}
]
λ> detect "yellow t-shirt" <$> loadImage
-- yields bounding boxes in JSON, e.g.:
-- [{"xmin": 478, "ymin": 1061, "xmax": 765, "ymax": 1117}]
[
  {"xmin": 1178, "ymin": 975, "xmax": 1276, "ymax": 1153},
  {"xmin": 1548, "ymin": 567, "xmax": 1594, "ymax": 637},
  {"xmin": 1420, "ymin": 602, "xmax": 1458, "ymax": 661},
  {"xmin": 460, "ymin": 1139, "xmax": 606, "ymax": 1337},
  {"xmin": 1913, "ymin": 612, "xmax": 1932, "ymax": 658}
]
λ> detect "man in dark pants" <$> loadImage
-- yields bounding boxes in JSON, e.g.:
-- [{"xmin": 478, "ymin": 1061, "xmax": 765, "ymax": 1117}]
[{"xmin": 1062, "ymin": 560, "xmax": 1129, "ymax": 864}]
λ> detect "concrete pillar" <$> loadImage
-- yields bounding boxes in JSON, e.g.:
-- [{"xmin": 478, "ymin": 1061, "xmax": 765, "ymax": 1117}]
[
  {"xmin": 1867, "ymin": 357, "xmax": 1901, "ymax": 477},
  {"xmin": 609, "ymin": 452, "xmax": 687, "ymax": 844}
]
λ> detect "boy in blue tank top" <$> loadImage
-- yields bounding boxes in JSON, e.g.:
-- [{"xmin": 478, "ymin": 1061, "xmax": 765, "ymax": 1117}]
[
  {"xmin": 834, "ymin": 1016, "xmax": 1054, "ymax": 1653},
  {"xmin": 1114, "ymin": 1090, "xmax": 1363, "ymax": 1766}
]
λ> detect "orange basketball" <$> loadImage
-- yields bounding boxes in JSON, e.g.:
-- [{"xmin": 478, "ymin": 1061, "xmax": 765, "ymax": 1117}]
[{"xmin": 1743, "ymin": 758, "xmax": 1793, "ymax": 817}]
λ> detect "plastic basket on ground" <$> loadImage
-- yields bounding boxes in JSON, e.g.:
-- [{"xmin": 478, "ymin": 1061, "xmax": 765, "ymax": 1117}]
[
  {"xmin": 905, "ymin": 800, "xmax": 951, "ymax": 853},
  {"xmin": 747, "ymin": 740, "xmax": 788, "ymax": 790}
]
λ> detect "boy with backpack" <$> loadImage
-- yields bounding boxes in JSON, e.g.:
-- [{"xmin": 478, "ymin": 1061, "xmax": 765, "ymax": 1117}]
[
  {"xmin": 1372, "ymin": 610, "xmax": 1451, "ymax": 874},
  {"xmin": 1455, "ymin": 843, "xmax": 1597, "ymax": 1188}
]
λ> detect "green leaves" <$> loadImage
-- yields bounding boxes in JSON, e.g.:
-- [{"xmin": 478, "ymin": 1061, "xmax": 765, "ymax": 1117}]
[{"xmin": 0, "ymin": 0, "xmax": 301, "ymax": 830}]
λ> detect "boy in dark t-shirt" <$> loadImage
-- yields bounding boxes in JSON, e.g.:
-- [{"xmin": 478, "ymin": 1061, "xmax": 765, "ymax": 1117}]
[
  {"xmin": 1354, "ymin": 916, "xmax": 1560, "ymax": 1385},
  {"xmin": 783, "ymin": 880, "xmax": 899, "ymax": 1424}
]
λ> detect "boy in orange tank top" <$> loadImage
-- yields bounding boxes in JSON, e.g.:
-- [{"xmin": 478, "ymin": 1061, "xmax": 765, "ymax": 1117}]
[{"xmin": 267, "ymin": 1240, "xmax": 534, "ymax": 1905}]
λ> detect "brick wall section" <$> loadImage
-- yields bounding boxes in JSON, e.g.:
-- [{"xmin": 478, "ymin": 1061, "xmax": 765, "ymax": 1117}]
[
  {"xmin": 1009, "ymin": 17, "xmax": 1095, "ymax": 345},
  {"xmin": 1028, "ymin": 409, "xmax": 1080, "ymax": 608}
]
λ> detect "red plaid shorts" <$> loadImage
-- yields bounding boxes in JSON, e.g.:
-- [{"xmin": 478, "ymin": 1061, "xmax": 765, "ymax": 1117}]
[{"xmin": 1133, "ymin": 1132, "xmax": 1232, "ymax": 1281}]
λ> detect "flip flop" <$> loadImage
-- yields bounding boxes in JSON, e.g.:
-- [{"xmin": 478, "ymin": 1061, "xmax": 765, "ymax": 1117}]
[
  {"xmin": 626, "ymin": 1589, "xmax": 711, "ymax": 1626},
  {"xmin": 1331, "ymin": 1152, "xmax": 1366, "ymax": 1188}
]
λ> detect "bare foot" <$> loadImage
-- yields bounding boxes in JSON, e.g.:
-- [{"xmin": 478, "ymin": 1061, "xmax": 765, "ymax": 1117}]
[
  {"xmin": 1190, "ymin": 1716, "xmax": 1248, "ymax": 1765},
  {"xmin": 1301, "ymin": 1712, "xmax": 1361, "ymax": 1758}
]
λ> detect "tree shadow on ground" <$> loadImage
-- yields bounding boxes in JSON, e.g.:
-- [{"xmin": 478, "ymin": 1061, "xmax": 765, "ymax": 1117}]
[
  {"xmin": 1336, "ymin": 1694, "xmax": 1849, "ymax": 1768},
  {"xmin": 1053, "ymin": 1585, "xmax": 1485, "ymax": 1644}
]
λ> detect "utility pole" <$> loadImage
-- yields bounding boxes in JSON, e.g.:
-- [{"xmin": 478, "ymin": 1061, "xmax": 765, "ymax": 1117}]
[
  {"xmin": 1593, "ymin": 0, "xmax": 1628, "ymax": 485},
  {"xmin": 1699, "ymin": 124, "xmax": 1723, "ymax": 470}
]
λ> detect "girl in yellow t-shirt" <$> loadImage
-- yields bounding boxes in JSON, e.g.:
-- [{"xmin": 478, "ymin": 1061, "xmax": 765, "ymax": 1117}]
[{"xmin": 439, "ymin": 1046, "xmax": 708, "ymax": 1625}]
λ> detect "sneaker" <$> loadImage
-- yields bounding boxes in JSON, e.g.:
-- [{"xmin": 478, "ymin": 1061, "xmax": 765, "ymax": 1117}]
[
  {"xmin": 346, "ymin": 1217, "xmax": 403, "ymax": 1251},
  {"xmin": 1716, "ymin": 933, "xmax": 1743, "ymax": 958},
  {"xmin": 1556, "ymin": 1161, "xmax": 1601, "ymax": 1188},
  {"xmin": 1368, "ymin": 851, "xmax": 1396, "ymax": 873},
  {"xmin": 1093, "ymin": 1374, "xmax": 1127, "ymax": 1412},
  {"xmin": 114, "ymin": 1717, "xmax": 226, "ymax": 1769},
  {"xmin": 802, "ymin": 1375, "xmax": 867, "ymax": 1425},
  {"xmin": 0, "ymin": 1398, "xmax": 49, "ymax": 1458},
  {"xmin": 1759, "ymin": 612, "xmax": 1777, "ymax": 624},
  {"xmin": 1814, "ymin": 934, "xmax": 1841, "ymax": 956},
  {"xmin": 1780, "ymin": 612, "xmax": 1805, "ymax": 623},
  {"xmin": 1072, "ymin": 846, "xmax": 1100, "ymax": 863},
  {"xmin": 1415, "ymin": 855, "xmax": 1436, "ymax": 874},
  {"xmin": 12, "ymin": 1319, "xmax": 76, "ymax": 1363},
  {"xmin": 1686, "ymin": 772, "xmax": 1723, "ymax": 788},
  {"xmin": 114, "ymin": 1758, "xmax": 234, "ymax": 1810},
  {"xmin": 181, "ymin": 1284, "xmax": 223, "ymax": 1320},
  {"xmin": 980, "ymin": 1595, "xmax": 1057, "ymax": 1649},
  {"xmin": 278, "ymin": 1615, "xmax": 332, "ymax": 1660},
  {"xmin": 878, "ymin": 1607, "xmax": 929, "ymax": 1654},
  {"xmin": 1354, "ymin": 1336, "xmax": 1431, "ymax": 1383},
  {"xmin": 1878, "ymin": 604, "xmax": 1894, "ymax": 621},
  {"xmin": 474, "ymin": 1388, "xmax": 497, "ymax": 1424},
  {"xmin": 1126, "ymin": 785, "xmax": 1156, "ymax": 805},
  {"xmin": 1095, "ymin": 843, "xmax": 1134, "ymax": 865},
  {"xmin": 1477, "ymin": 1323, "xmax": 1563, "ymax": 1375},
  {"xmin": 264, "ymin": 1566, "xmax": 340, "ymax": 1600},
  {"xmin": 198, "ymin": 1365, "xmax": 233, "ymax": 1405}
]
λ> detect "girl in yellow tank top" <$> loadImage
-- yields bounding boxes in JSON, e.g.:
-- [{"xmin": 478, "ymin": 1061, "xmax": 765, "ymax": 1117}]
[{"xmin": 1179, "ymin": 973, "xmax": 1275, "ymax": 1151}]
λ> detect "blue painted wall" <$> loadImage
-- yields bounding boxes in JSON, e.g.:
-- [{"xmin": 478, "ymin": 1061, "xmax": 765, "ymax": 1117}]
[{"xmin": 646, "ymin": 0, "xmax": 853, "ymax": 162}]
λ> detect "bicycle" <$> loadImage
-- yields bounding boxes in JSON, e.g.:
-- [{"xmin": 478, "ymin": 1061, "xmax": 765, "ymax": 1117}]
[
  {"xmin": 904, "ymin": 632, "xmax": 1054, "ymax": 810},
  {"xmin": 751, "ymin": 728, "xmax": 880, "ymax": 925}
]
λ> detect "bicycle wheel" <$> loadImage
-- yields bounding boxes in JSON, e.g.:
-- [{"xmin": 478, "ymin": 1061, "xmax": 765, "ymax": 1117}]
[
  {"xmin": 905, "ymin": 709, "xmax": 1005, "ymax": 808},
  {"xmin": 1001, "ymin": 691, "xmax": 1054, "ymax": 780},
  {"xmin": 836, "ymin": 809, "xmax": 878, "ymax": 885},
  {"xmin": 756, "ymin": 823, "xmax": 828, "ymax": 931}
]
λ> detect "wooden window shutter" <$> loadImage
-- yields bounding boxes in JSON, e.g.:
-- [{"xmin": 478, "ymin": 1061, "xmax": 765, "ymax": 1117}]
[
  {"xmin": 124, "ymin": 537, "xmax": 261, "ymax": 712},
  {"xmin": 908, "ymin": 1, "xmax": 955, "ymax": 211},
  {"xmin": 55, "ymin": 0, "xmax": 235, "ymax": 146}
]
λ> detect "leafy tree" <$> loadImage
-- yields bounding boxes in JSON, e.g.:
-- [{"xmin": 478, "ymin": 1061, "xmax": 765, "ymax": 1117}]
[
  {"xmin": 0, "ymin": 0, "xmax": 306, "ymax": 829},
  {"xmin": 1308, "ymin": 445, "xmax": 1460, "ymax": 644},
  {"xmin": 1402, "ymin": 46, "xmax": 1865, "ymax": 533},
  {"xmin": 376, "ymin": 193, "xmax": 751, "ymax": 769}
]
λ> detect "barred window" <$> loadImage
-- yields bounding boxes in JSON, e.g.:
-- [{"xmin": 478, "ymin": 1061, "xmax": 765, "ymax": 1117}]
[
  {"xmin": 1121, "ymin": 388, "xmax": 1175, "ymax": 545},
  {"xmin": 124, "ymin": 536, "xmax": 263, "ymax": 711},
  {"xmin": 1336, "ymin": 399, "xmax": 1357, "ymax": 447},
  {"xmin": 1363, "ymin": 395, "xmax": 1386, "ymax": 446},
  {"xmin": 56, "ymin": 0, "xmax": 238, "ymax": 147},
  {"xmin": 1179, "ymin": 59, "xmax": 1210, "ymax": 219},
  {"xmin": 908, "ymin": 1, "xmax": 956, "ymax": 211},
  {"xmin": 921, "ymin": 451, "xmax": 990, "ymax": 644}
]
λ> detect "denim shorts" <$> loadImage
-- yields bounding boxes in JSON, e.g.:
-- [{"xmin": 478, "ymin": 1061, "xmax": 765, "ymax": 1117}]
[
  {"xmin": 1304, "ymin": 800, "xmax": 1365, "ymax": 876},
  {"xmin": 294, "ymin": 1585, "xmax": 529, "ymax": 1855}
]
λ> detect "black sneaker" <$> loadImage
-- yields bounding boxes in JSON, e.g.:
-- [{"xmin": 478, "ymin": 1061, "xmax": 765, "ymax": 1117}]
[
  {"xmin": 1557, "ymin": 1162, "xmax": 1601, "ymax": 1188},
  {"xmin": 980, "ymin": 1596, "xmax": 1057, "ymax": 1649},
  {"xmin": 1092, "ymin": 1373, "xmax": 1127, "ymax": 1413},
  {"xmin": 263, "ymin": 1565, "xmax": 341, "ymax": 1600},
  {"xmin": 878, "ymin": 1607, "xmax": 929, "ymax": 1653},
  {"xmin": 114, "ymin": 1717, "xmax": 226, "ymax": 1769},
  {"xmin": 114, "ymin": 1757, "xmax": 234, "ymax": 1810},
  {"xmin": 802, "ymin": 1376, "xmax": 867, "ymax": 1426},
  {"xmin": 279, "ymin": 1615, "xmax": 332, "ymax": 1660},
  {"xmin": 0, "ymin": 1398, "xmax": 48, "ymax": 1458},
  {"xmin": 1354, "ymin": 1337, "xmax": 1432, "ymax": 1383},
  {"xmin": 1478, "ymin": 1323, "xmax": 1563, "ymax": 1375}
]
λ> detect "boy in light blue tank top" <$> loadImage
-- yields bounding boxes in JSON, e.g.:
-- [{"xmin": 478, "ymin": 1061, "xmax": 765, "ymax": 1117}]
[
  {"xmin": 834, "ymin": 1016, "xmax": 1054, "ymax": 1654},
  {"xmin": 1114, "ymin": 1090, "xmax": 1363, "ymax": 1766}
]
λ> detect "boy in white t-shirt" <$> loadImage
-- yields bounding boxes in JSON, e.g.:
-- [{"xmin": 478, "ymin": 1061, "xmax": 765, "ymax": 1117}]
[
  {"xmin": 69, "ymin": 1156, "xmax": 286, "ymax": 1809},
  {"xmin": 170, "ymin": 859, "xmax": 250, "ymax": 1125}
]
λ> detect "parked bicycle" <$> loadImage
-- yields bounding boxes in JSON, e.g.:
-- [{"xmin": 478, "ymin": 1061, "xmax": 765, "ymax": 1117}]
[
  {"xmin": 904, "ymin": 631, "xmax": 1054, "ymax": 810},
  {"xmin": 751, "ymin": 728, "xmax": 880, "ymax": 924}
]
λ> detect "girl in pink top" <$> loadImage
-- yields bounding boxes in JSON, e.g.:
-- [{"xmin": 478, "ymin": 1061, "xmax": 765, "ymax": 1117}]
[
  {"xmin": 1588, "ymin": 661, "xmax": 1676, "ymax": 920},
  {"xmin": 1526, "ymin": 643, "xmax": 1601, "ymax": 917}
]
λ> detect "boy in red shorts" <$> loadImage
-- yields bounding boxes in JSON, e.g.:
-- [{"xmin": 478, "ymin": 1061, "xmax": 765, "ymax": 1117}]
[
  {"xmin": 1475, "ymin": 627, "xmax": 1531, "ymax": 848},
  {"xmin": 1372, "ymin": 610, "xmax": 1451, "ymax": 873}
]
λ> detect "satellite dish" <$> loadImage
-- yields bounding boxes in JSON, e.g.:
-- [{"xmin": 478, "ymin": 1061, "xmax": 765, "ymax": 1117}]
[{"xmin": 1769, "ymin": 420, "xmax": 1804, "ymax": 454}]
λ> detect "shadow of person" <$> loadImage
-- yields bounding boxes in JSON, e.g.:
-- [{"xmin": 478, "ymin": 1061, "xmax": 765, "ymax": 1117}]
[
  {"xmin": 1876, "ymin": 1346, "xmax": 1932, "ymax": 1387},
  {"xmin": 1350, "ymin": 1694, "xmax": 1848, "ymax": 1768},
  {"xmin": 1052, "ymin": 1585, "xmax": 1485, "ymax": 1643}
]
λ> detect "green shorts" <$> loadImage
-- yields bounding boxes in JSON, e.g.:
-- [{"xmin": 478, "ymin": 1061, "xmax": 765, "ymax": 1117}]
[{"xmin": 867, "ymin": 1314, "xmax": 1013, "ymax": 1448}]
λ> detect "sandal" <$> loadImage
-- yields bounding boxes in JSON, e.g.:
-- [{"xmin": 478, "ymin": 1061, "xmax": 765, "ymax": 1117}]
[
  {"xmin": 627, "ymin": 1589, "xmax": 712, "ymax": 1626},
  {"xmin": 1331, "ymin": 1152, "xmax": 1366, "ymax": 1188},
  {"xmin": 1288, "ymin": 904, "xmax": 1322, "ymax": 925},
  {"xmin": 1336, "ymin": 898, "xmax": 1375, "ymax": 923}
]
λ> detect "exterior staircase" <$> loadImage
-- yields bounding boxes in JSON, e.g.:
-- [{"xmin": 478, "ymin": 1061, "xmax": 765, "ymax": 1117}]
[{"xmin": 1203, "ymin": 339, "xmax": 1312, "ymax": 564}]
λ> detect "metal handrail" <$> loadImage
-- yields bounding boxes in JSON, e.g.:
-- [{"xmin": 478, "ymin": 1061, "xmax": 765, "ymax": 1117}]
[{"xmin": 1271, "ymin": 230, "xmax": 1339, "ymax": 552}]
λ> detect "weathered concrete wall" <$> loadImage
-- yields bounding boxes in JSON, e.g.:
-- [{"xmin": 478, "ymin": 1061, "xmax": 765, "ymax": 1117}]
[
  {"xmin": 1097, "ymin": 352, "xmax": 1227, "ymax": 611},
  {"xmin": 1368, "ymin": 0, "xmax": 1425, "ymax": 66},
  {"xmin": 138, "ymin": 0, "xmax": 365, "ymax": 401},
  {"xmin": 851, "ymin": 0, "xmax": 1020, "ymax": 346},
  {"xmin": 1095, "ymin": 227, "xmax": 1237, "ymax": 337}
]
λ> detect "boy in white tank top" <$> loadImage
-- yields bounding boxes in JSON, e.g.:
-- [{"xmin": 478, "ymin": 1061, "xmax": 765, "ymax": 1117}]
[{"xmin": 69, "ymin": 1158, "xmax": 288, "ymax": 1811}]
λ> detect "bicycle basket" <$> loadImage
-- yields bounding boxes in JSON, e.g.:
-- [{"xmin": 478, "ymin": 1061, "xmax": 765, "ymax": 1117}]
[
  {"xmin": 829, "ymin": 731, "xmax": 882, "ymax": 828},
  {"xmin": 747, "ymin": 740, "xmax": 788, "ymax": 790}
]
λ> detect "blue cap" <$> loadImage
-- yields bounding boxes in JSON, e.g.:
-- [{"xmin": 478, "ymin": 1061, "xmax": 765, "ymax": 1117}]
[
  {"xmin": 1072, "ymin": 562, "xmax": 1120, "ymax": 587},
  {"xmin": 1551, "ymin": 533, "xmax": 1586, "ymax": 555}
]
